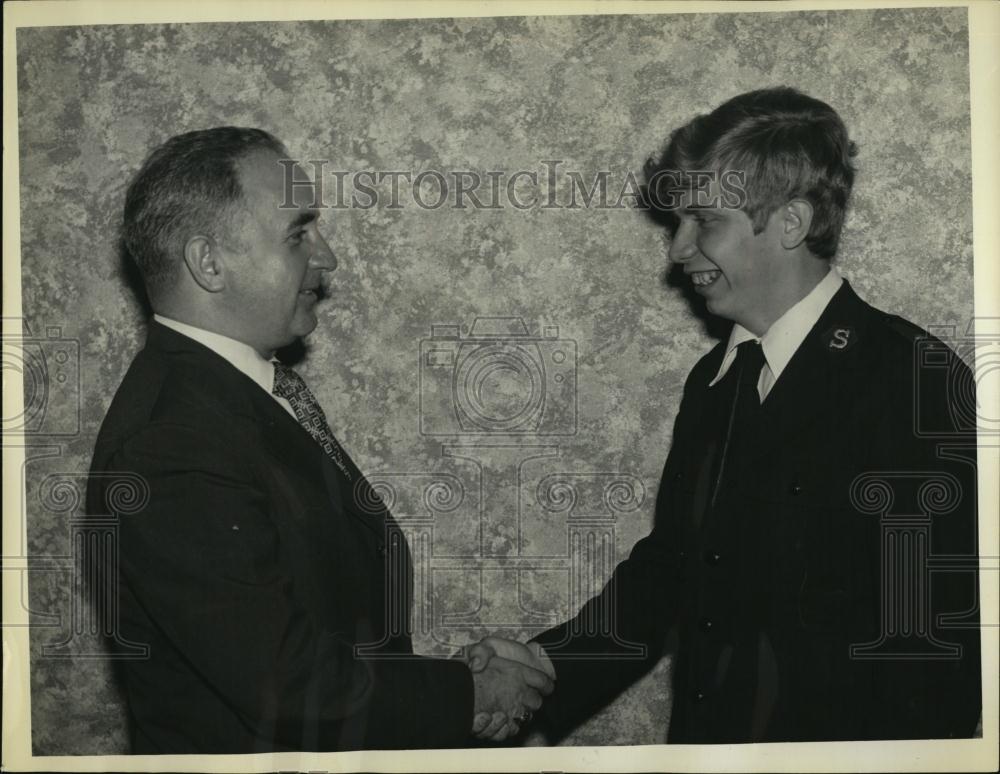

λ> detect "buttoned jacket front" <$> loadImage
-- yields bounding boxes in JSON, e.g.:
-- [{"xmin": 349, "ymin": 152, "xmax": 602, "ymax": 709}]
[{"xmin": 536, "ymin": 281, "xmax": 981, "ymax": 743}]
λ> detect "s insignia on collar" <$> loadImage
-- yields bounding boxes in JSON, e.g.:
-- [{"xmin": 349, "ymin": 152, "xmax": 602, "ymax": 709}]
[{"xmin": 824, "ymin": 326, "xmax": 856, "ymax": 352}]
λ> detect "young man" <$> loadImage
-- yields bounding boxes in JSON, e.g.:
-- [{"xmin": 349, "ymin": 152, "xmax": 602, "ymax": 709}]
[
  {"xmin": 86, "ymin": 127, "xmax": 551, "ymax": 752},
  {"xmin": 474, "ymin": 87, "xmax": 981, "ymax": 743}
]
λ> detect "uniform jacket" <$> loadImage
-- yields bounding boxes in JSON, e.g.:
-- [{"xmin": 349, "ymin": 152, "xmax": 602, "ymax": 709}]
[
  {"xmin": 86, "ymin": 321, "xmax": 474, "ymax": 753},
  {"xmin": 535, "ymin": 281, "xmax": 982, "ymax": 743}
]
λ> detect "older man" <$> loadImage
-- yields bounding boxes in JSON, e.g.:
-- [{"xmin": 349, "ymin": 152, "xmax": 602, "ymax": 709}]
[{"xmin": 86, "ymin": 127, "xmax": 551, "ymax": 753}]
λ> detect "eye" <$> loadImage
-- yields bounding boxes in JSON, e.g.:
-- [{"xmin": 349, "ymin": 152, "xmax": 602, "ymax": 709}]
[{"xmin": 287, "ymin": 230, "xmax": 307, "ymax": 245}]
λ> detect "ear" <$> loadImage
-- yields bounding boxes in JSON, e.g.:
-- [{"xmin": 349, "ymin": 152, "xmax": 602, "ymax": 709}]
[
  {"xmin": 778, "ymin": 199, "xmax": 814, "ymax": 250},
  {"xmin": 182, "ymin": 236, "xmax": 226, "ymax": 293}
]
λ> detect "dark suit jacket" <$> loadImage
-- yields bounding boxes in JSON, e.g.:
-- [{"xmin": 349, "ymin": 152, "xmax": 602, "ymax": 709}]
[
  {"xmin": 86, "ymin": 321, "xmax": 474, "ymax": 753},
  {"xmin": 535, "ymin": 281, "xmax": 982, "ymax": 743}
]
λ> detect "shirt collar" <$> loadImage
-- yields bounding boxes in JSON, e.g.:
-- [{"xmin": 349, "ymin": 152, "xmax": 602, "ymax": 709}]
[
  {"xmin": 709, "ymin": 267, "xmax": 844, "ymax": 388},
  {"xmin": 153, "ymin": 314, "xmax": 277, "ymax": 395}
]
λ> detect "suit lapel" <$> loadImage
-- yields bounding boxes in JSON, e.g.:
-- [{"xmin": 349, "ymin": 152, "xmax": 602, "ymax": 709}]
[
  {"xmin": 756, "ymin": 281, "xmax": 873, "ymax": 458},
  {"xmin": 243, "ymin": 368, "xmax": 389, "ymax": 541},
  {"xmin": 145, "ymin": 321, "xmax": 386, "ymax": 540}
]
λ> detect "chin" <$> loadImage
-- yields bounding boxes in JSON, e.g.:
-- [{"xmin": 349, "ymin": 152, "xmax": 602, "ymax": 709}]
[
  {"xmin": 291, "ymin": 312, "xmax": 319, "ymax": 337},
  {"xmin": 705, "ymin": 297, "xmax": 726, "ymax": 316},
  {"xmin": 706, "ymin": 303, "xmax": 744, "ymax": 331}
]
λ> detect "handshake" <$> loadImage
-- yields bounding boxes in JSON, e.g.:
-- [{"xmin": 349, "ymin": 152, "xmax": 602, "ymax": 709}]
[{"xmin": 460, "ymin": 637, "xmax": 557, "ymax": 741}]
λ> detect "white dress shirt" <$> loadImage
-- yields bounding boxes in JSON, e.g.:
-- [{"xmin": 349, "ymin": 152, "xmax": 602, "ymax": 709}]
[
  {"xmin": 153, "ymin": 314, "xmax": 297, "ymax": 419},
  {"xmin": 708, "ymin": 268, "xmax": 844, "ymax": 402}
]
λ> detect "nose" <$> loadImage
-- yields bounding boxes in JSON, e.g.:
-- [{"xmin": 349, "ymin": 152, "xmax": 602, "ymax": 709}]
[
  {"xmin": 667, "ymin": 219, "xmax": 698, "ymax": 264},
  {"xmin": 310, "ymin": 232, "xmax": 338, "ymax": 271}
]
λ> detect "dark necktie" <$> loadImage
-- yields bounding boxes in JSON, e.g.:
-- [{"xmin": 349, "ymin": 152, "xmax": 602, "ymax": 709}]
[
  {"xmin": 272, "ymin": 363, "xmax": 353, "ymax": 481},
  {"xmin": 709, "ymin": 339, "xmax": 766, "ymax": 511},
  {"xmin": 732, "ymin": 339, "xmax": 765, "ymax": 414}
]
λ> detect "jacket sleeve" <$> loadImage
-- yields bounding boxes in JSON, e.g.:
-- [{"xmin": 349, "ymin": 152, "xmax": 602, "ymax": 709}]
[
  {"xmin": 530, "ymin": 368, "xmax": 702, "ymax": 735},
  {"xmin": 104, "ymin": 418, "xmax": 473, "ymax": 750},
  {"xmin": 850, "ymin": 338, "xmax": 982, "ymax": 739}
]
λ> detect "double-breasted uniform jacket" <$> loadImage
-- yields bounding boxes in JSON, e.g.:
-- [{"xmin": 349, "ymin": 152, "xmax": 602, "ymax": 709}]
[
  {"xmin": 535, "ymin": 281, "xmax": 981, "ymax": 743},
  {"xmin": 86, "ymin": 322, "xmax": 474, "ymax": 753}
]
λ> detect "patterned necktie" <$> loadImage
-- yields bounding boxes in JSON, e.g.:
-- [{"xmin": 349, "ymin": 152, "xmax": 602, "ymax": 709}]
[{"xmin": 272, "ymin": 363, "xmax": 352, "ymax": 481}]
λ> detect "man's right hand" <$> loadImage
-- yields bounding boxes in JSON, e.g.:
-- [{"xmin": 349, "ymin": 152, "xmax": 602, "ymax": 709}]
[
  {"xmin": 466, "ymin": 637, "xmax": 555, "ymax": 680},
  {"xmin": 470, "ymin": 655, "xmax": 554, "ymax": 741}
]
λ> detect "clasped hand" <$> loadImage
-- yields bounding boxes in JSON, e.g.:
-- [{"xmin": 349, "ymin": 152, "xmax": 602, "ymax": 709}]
[{"xmin": 463, "ymin": 637, "xmax": 556, "ymax": 741}]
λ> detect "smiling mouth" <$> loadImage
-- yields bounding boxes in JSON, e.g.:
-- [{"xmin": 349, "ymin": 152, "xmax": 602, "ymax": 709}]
[
  {"xmin": 690, "ymin": 270, "xmax": 722, "ymax": 288},
  {"xmin": 299, "ymin": 278, "xmax": 330, "ymax": 302}
]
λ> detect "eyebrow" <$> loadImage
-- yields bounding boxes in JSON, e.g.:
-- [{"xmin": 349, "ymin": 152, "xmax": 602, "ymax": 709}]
[{"xmin": 285, "ymin": 211, "xmax": 318, "ymax": 233}]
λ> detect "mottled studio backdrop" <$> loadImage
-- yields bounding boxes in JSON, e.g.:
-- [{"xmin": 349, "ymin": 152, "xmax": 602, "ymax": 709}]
[{"xmin": 16, "ymin": 8, "xmax": 972, "ymax": 753}]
